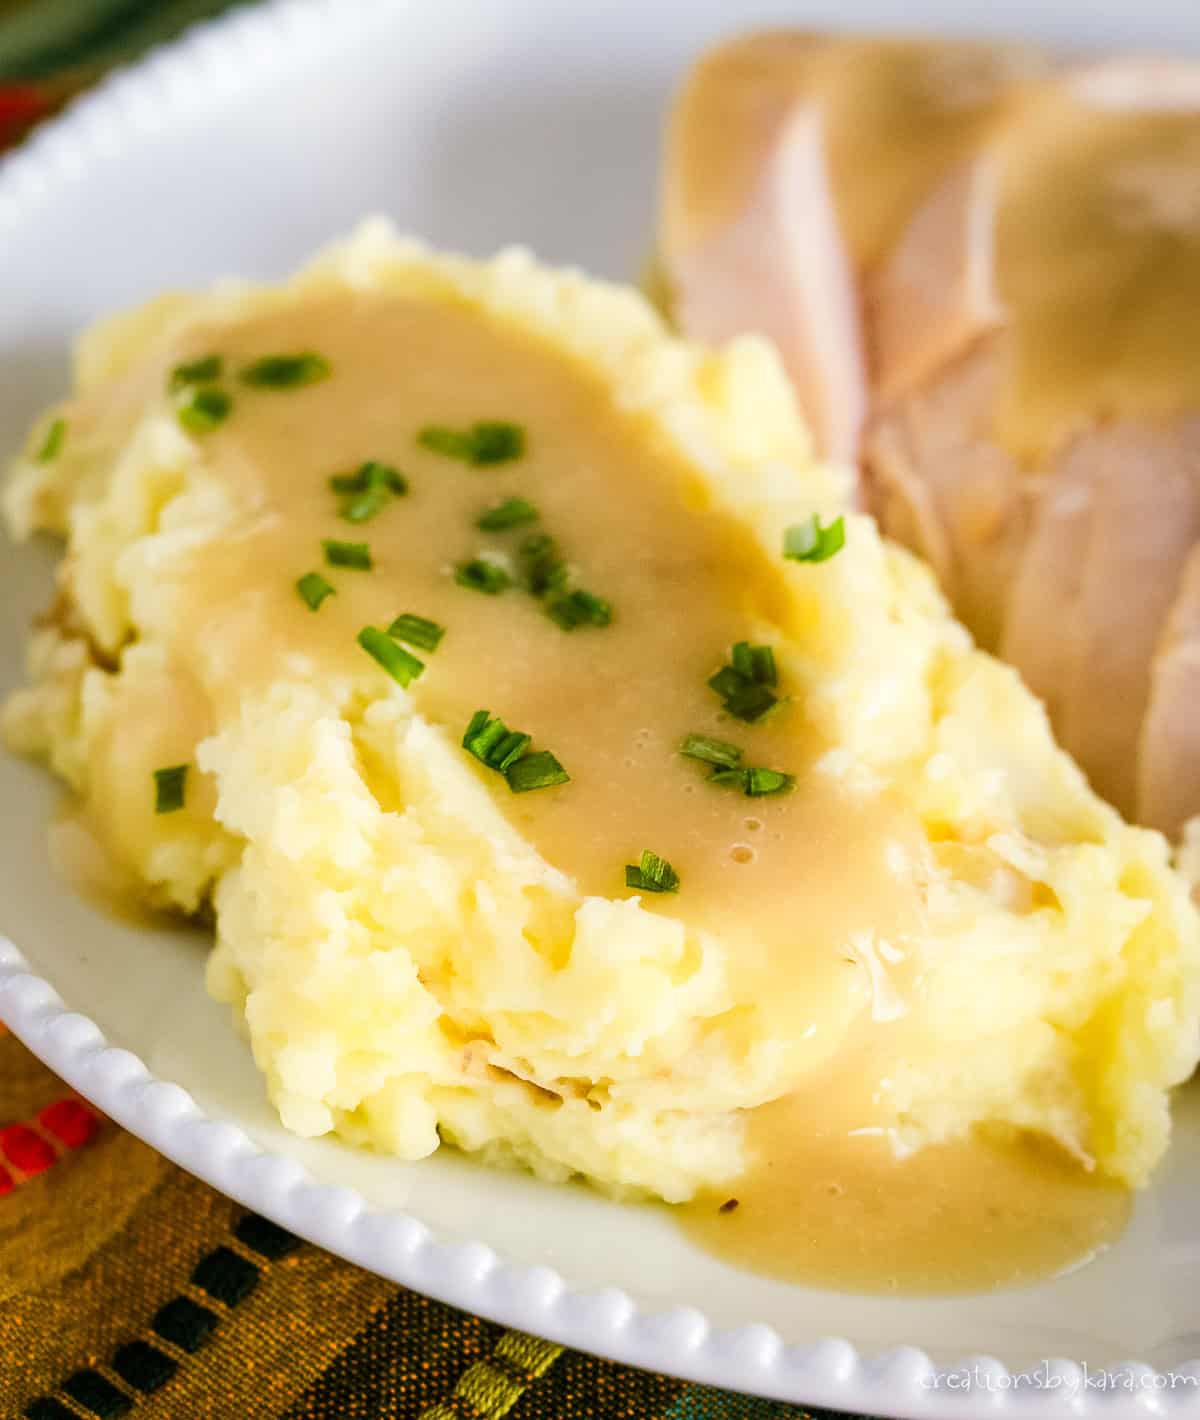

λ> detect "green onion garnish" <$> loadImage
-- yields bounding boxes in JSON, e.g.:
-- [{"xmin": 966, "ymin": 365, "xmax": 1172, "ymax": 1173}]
[
  {"xmin": 329, "ymin": 463, "xmax": 408, "ymax": 496},
  {"xmin": 707, "ymin": 666, "xmax": 746, "ymax": 702},
  {"xmin": 470, "ymin": 421, "xmax": 525, "ymax": 464},
  {"xmin": 477, "ymin": 497, "xmax": 539, "ymax": 531},
  {"xmin": 745, "ymin": 766, "xmax": 794, "ymax": 796},
  {"xmin": 505, "ymin": 749, "xmax": 569, "ymax": 793},
  {"xmin": 454, "ymin": 558, "xmax": 511, "ymax": 595},
  {"xmin": 721, "ymin": 681, "xmax": 779, "ymax": 723},
  {"xmin": 332, "ymin": 461, "xmax": 408, "ymax": 523},
  {"xmin": 625, "ymin": 849, "xmax": 680, "ymax": 894},
  {"xmin": 323, "ymin": 539, "xmax": 373, "ymax": 571},
  {"xmin": 296, "ymin": 571, "xmax": 336, "ymax": 611},
  {"xmin": 680, "ymin": 734, "xmax": 742, "ymax": 768},
  {"xmin": 168, "ymin": 354, "xmax": 222, "ymax": 391},
  {"xmin": 708, "ymin": 643, "xmax": 781, "ymax": 723},
  {"xmin": 418, "ymin": 420, "xmax": 525, "ymax": 466},
  {"xmin": 783, "ymin": 514, "xmax": 846, "ymax": 564},
  {"xmin": 176, "ymin": 387, "xmax": 232, "ymax": 435},
  {"xmin": 462, "ymin": 711, "xmax": 569, "ymax": 791},
  {"xmin": 546, "ymin": 588, "xmax": 613, "ymax": 631},
  {"xmin": 240, "ymin": 352, "xmax": 331, "ymax": 389},
  {"xmin": 463, "ymin": 710, "xmax": 531, "ymax": 771},
  {"xmin": 418, "ymin": 426, "xmax": 474, "ymax": 460},
  {"xmin": 36, "ymin": 417, "xmax": 66, "ymax": 463},
  {"xmin": 708, "ymin": 766, "xmax": 794, "ymax": 797},
  {"xmin": 357, "ymin": 626, "xmax": 424, "ymax": 687},
  {"xmin": 731, "ymin": 641, "xmax": 777, "ymax": 687},
  {"xmin": 387, "ymin": 613, "xmax": 444, "ymax": 652},
  {"xmin": 518, "ymin": 533, "xmax": 567, "ymax": 597},
  {"xmin": 154, "ymin": 764, "xmax": 188, "ymax": 814}
]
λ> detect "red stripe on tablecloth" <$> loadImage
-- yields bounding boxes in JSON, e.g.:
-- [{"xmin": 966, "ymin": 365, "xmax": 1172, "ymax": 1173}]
[{"xmin": 0, "ymin": 1097, "xmax": 102, "ymax": 1190}]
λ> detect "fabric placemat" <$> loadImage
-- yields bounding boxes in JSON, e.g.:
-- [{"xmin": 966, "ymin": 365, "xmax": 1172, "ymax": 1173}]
[{"xmin": 0, "ymin": 3, "xmax": 879, "ymax": 1416}]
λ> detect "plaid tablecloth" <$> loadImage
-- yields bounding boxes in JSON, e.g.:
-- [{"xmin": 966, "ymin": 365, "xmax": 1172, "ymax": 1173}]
[{"xmin": 0, "ymin": 4, "xmax": 876, "ymax": 1416}]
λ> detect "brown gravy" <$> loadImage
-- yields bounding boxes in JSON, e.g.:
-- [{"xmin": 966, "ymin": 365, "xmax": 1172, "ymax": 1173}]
[
  {"xmin": 667, "ymin": 33, "xmax": 1047, "ymax": 271},
  {"xmin": 684, "ymin": 1088, "xmax": 1129, "ymax": 1294},
  {"xmin": 995, "ymin": 85, "xmax": 1200, "ymax": 459},
  {"xmin": 58, "ymin": 288, "xmax": 1129, "ymax": 1292}
]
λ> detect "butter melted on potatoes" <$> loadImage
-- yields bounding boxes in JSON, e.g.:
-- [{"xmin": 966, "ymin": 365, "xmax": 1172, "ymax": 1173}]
[{"xmin": 4, "ymin": 224, "xmax": 1200, "ymax": 1287}]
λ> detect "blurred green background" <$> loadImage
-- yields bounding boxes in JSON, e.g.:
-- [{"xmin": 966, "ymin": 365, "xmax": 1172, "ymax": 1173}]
[{"xmin": 0, "ymin": 0, "xmax": 246, "ymax": 81}]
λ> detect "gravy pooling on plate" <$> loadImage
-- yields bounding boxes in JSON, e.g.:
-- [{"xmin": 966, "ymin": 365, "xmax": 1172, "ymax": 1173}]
[{"xmin": 6, "ymin": 228, "xmax": 1198, "ymax": 1293}]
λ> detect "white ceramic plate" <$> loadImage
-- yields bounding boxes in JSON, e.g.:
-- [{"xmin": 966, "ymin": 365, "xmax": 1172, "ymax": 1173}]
[{"xmin": 4, "ymin": 2, "xmax": 1200, "ymax": 1414}]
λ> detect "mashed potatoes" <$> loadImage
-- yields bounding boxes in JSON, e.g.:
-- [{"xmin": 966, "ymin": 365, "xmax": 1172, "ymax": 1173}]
[{"xmin": 4, "ymin": 222, "xmax": 1199, "ymax": 1213}]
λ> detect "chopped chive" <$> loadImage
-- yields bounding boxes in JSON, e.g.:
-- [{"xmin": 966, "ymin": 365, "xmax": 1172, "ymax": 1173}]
[
  {"xmin": 707, "ymin": 768, "xmax": 749, "ymax": 792},
  {"xmin": 546, "ymin": 588, "xmax": 612, "ymax": 630},
  {"xmin": 176, "ymin": 386, "xmax": 232, "ymax": 435},
  {"xmin": 357, "ymin": 626, "xmax": 424, "ymax": 687},
  {"xmin": 418, "ymin": 421, "xmax": 525, "ymax": 466},
  {"xmin": 387, "ymin": 613, "xmax": 444, "ymax": 651},
  {"xmin": 470, "ymin": 421, "xmax": 525, "ymax": 465},
  {"xmin": 462, "ymin": 711, "xmax": 567, "ymax": 790},
  {"xmin": 455, "ymin": 558, "xmax": 511, "ymax": 595},
  {"xmin": 154, "ymin": 764, "xmax": 188, "ymax": 814},
  {"xmin": 240, "ymin": 352, "xmax": 330, "ymax": 389},
  {"xmin": 323, "ymin": 539, "xmax": 372, "ymax": 570},
  {"xmin": 708, "ymin": 766, "xmax": 794, "ymax": 797},
  {"xmin": 462, "ymin": 711, "xmax": 531, "ymax": 771},
  {"xmin": 341, "ymin": 478, "xmax": 389, "ymax": 523},
  {"xmin": 505, "ymin": 749, "xmax": 569, "ymax": 793},
  {"xmin": 731, "ymin": 641, "xmax": 777, "ymax": 687},
  {"xmin": 334, "ymin": 461, "xmax": 408, "ymax": 523},
  {"xmin": 680, "ymin": 734, "xmax": 742, "ymax": 768},
  {"xmin": 418, "ymin": 426, "xmax": 475, "ymax": 460},
  {"xmin": 168, "ymin": 354, "xmax": 222, "ymax": 391},
  {"xmin": 721, "ymin": 681, "xmax": 779, "ymax": 724},
  {"xmin": 746, "ymin": 766, "xmax": 794, "ymax": 796},
  {"xmin": 36, "ymin": 417, "xmax": 66, "ymax": 463},
  {"xmin": 340, "ymin": 485, "xmax": 390, "ymax": 524},
  {"xmin": 477, "ymin": 497, "xmax": 539, "ymax": 531},
  {"xmin": 783, "ymin": 514, "xmax": 846, "ymax": 564},
  {"xmin": 296, "ymin": 571, "xmax": 336, "ymax": 611},
  {"xmin": 518, "ymin": 533, "xmax": 567, "ymax": 597},
  {"xmin": 707, "ymin": 666, "xmax": 746, "ymax": 702},
  {"xmin": 332, "ymin": 459, "xmax": 408, "ymax": 498},
  {"xmin": 625, "ymin": 849, "xmax": 679, "ymax": 894},
  {"xmin": 708, "ymin": 649, "xmax": 780, "ymax": 723}
]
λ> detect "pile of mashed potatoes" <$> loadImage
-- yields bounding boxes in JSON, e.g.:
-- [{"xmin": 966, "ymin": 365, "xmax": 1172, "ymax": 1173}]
[{"xmin": 4, "ymin": 221, "xmax": 1199, "ymax": 1205}]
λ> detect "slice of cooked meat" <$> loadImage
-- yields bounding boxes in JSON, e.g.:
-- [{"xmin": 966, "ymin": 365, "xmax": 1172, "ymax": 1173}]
[
  {"xmin": 867, "ymin": 338, "xmax": 1032, "ymax": 654},
  {"xmin": 1001, "ymin": 445, "xmax": 1094, "ymax": 733},
  {"xmin": 1141, "ymin": 547, "xmax": 1200, "ymax": 840},
  {"xmin": 661, "ymin": 32, "xmax": 1045, "ymax": 462},
  {"xmin": 664, "ymin": 97, "xmax": 865, "ymax": 463},
  {"xmin": 867, "ymin": 58, "xmax": 1200, "ymax": 831},
  {"xmin": 1056, "ymin": 422, "xmax": 1200, "ymax": 816},
  {"xmin": 871, "ymin": 158, "xmax": 1004, "ymax": 404},
  {"xmin": 662, "ymin": 33, "xmax": 865, "ymax": 461}
]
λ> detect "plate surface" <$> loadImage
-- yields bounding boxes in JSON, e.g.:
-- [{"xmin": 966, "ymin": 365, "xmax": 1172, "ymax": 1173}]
[{"xmin": 3, "ymin": 1, "xmax": 1200, "ymax": 1414}]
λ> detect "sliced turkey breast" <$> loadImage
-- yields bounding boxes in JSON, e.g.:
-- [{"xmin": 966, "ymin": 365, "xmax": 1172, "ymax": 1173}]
[
  {"xmin": 867, "ymin": 338, "xmax": 1031, "ymax": 654},
  {"xmin": 1142, "ymin": 549, "xmax": 1200, "ymax": 840},
  {"xmin": 664, "ymin": 37, "xmax": 1200, "ymax": 834},
  {"xmin": 661, "ymin": 32, "xmax": 1046, "ymax": 463}
]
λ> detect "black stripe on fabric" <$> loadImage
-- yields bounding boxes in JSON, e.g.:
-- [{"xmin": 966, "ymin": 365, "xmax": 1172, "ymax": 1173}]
[
  {"xmin": 23, "ymin": 1400, "xmax": 76, "ymax": 1420},
  {"xmin": 152, "ymin": 1294, "xmax": 220, "ymax": 1354},
  {"xmin": 234, "ymin": 1213, "xmax": 302, "ymax": 1260},
  {"xmin": 112, "ymin": 1338, "xmax": 178, "ymax": 1393},
  {"xmin": 60, "ymin": 1368, "xmax": 132, "ymax": 1417},
  {"xmin": 22, "ymin": 1211, "xmax": 298, "ymax": 1419},
  {"xmin": 283, "ymin": 1289, "xmax": 504, "ymax": 1419},
  {"xmin": 191, "ymin": 1244, "xmax": 260, "ymax": 1306}
]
